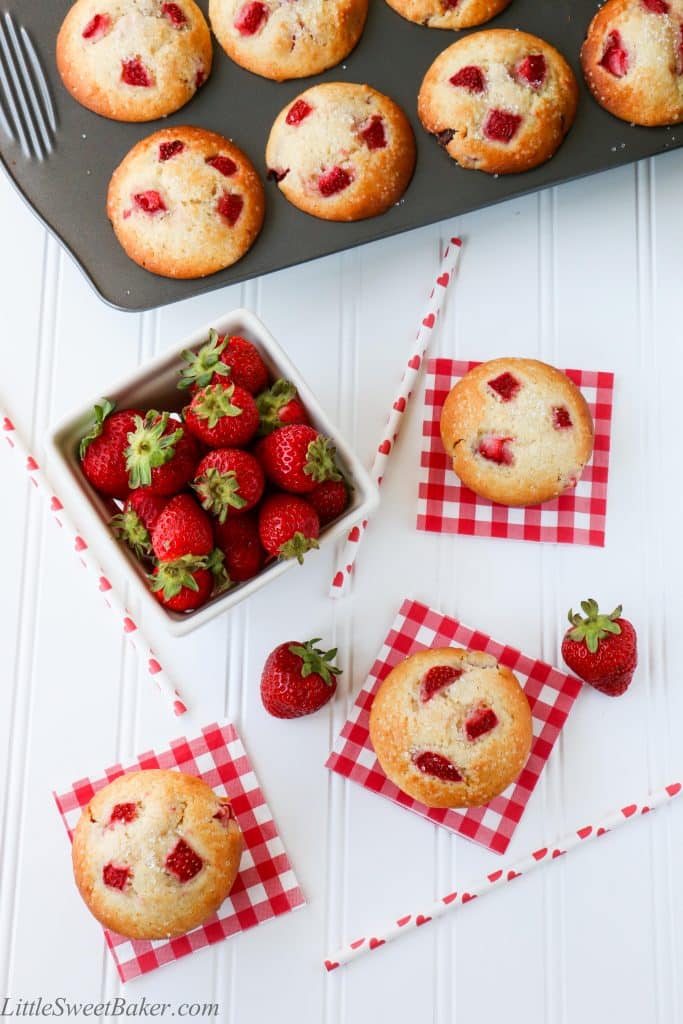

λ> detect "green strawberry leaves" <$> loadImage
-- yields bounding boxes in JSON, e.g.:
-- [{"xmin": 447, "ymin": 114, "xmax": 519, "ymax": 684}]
[
  {"xmin": 79, "ymin": 398, "xmax": 116, "ymax": 460},
  {"xmin": 288, "ymin": 638, "xmax": 342, "ymax": 686},
  {"xmin": 178, "ymin": 329, "xmax": 231, "ymax": 391}
]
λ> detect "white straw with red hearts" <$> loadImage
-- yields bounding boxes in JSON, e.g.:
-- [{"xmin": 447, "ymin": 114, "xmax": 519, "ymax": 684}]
[
  {"xmin": 329, "ymin": 237, "xmax": 462, "ymax": 599},
  {"xmin": 0, "ymin": 406, "xmax": 188, "ymax": 717},
  {"xmin": 323, "ymin": 779, "xmax": 682, "ymax": 971}
]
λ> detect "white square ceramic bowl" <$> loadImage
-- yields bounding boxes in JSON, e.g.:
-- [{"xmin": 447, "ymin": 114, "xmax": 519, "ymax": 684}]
[{"xmin": 45, "ymin": 309, "xmax": 379, "ymax": 637}]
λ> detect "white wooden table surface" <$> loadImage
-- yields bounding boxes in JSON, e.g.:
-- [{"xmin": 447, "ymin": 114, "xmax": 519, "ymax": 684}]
[{"xmin": 1, "ymin": 149, "xmax": 682, "ymax": 1024}]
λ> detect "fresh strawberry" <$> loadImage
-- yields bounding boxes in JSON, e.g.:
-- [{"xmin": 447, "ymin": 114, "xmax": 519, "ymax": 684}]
[
  {"xmin": 178, "ymin": 329, "xmax": 269, "ymax": 395},
  {"xmin": 183, "ymin": 382, "xmax": 259, "ymax": 447},
  {"xmin": 125, "ymin": 411, "xmax": 199, "ymax": 495},
  {"xmin": 192, "ymin": 448, "xmax": 264, "ymax": 523},
  {"xmin": 260, "ymin": 638, "xmax": 341, "ymax": 718},
  {"xmin": 215, "ymin": 513, "xmax": 265, "ymax": 582},
  {"xmin": 151, "ymin": 493, "xmax": 214, "ymax": 562},
  {"xmin": 149, "ymin": 549, "xmax": 230, "ymax": 612},
  {"xmin": 110, "ymin": 491, "xmax": 167, "ymax": 559},
  {"xmin": 80, "ymin": 400, "xmax": 142, "ymax": 499},
  {"xmin": 258, "ymin": 494, "xmax": 320, "ymax": 563},
  {"xmin": 561, "ymin": 599, "xmax": 638, "ymax": 697},
  {"xmin": 308, "ymin": 479, "xmax": 349, "ymax": 525},
  {"xmin": 256, "ymin": 379, "xmax": 310, "ymax": 435},
  {"xmin": 257, "ymin": 424, "xmax": 341, "ymax": 494}
]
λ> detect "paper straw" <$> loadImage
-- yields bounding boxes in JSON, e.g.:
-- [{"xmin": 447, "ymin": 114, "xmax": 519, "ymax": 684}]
[
  {"xmin": 323, "ymin": 779, "xmax": 682, "ymax": 971},
  {"xmin": 1, "ymin": 407, "xmax": 188, "ymax": 717},
  {"xmin": 329, "ymin": 236, "xmax": 462, "ymax": 599}
]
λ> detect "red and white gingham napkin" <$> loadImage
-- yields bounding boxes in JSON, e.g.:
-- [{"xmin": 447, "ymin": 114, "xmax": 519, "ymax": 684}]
[
  {"xmin": 53, "ymin": 722, "xmax": 305, "ymax": 982},
  {"xmin": 326, "ymin": 599, "xmax": 582, "ymax": 855},
  {"xmin": 417, "ymin": 359, "xmax": 615, "ymax": 546}
]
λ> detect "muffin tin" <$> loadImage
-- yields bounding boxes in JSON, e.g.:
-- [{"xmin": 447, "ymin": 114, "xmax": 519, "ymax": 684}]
[{"xmin": 1, "ymin": 0, "xmax": 681, "ymax": 311}]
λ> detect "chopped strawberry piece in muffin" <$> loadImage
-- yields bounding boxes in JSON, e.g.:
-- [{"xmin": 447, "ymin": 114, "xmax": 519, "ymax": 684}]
[
  {"xmin": 642, "ymin": 0, "xmax": 668, "ymax": 12},
  {"xmin": 465, "ymin": 706, "xmax": 498, "ymax": 740},
  {"xmin": 286, "ymin": 99, "xmax": 313, "ymax": 125},
  {"xmin": 420, "ymin": 665, "xmax": 463, "ymax": 702},
  {"xmin": 159, "ymin": 140, "xmax": 185, "ymax": 161},
  {"xmin": 553, "ymin": 406, "xmax": 573, "ymax": 430},
  {"xmin": 121, "ymin": 57, "xmax": 153, "ymax": 88},
  {"xmin": 165, "ymin": 838, "xmax": 203, "ymax": 882},
  {"xmin": 477, "ymin": 435, "xmax": 514, "ymax": 465},
  {"xmin": 318, "ymin": 166, "xmax": 353, "ymax": 197},
  {"xmin": 412, "ymin": 751, "xmax": 463, "ymax": 782},
  {"xmin": 360, "ymin": 115, "xmax": 387, "ymax": 150},
  {"xmin": 82, "ymin": 13, "xmax": 110, "ymax": 39},
  {"xmin": 213, "ymin": 802, "xmax": 235, "ymax": 826},
  {"xmin": 516, "ymin": 53, "xmax": 547, "ymax": 88},
  {"xmin": 102, "ymin": 863, "xmax": 131, "ymax": 891},
  {"xmin": 206, "ymin": 155, "xmax": 238, "ymax": 177},
  {"xmin": 109, "ymin": 802, "xmax": 138, "ymax": 825},
  {"xmin": 449, "ymin": 65, "xmax": 485, "ymax": 92},
  {"xmin": 483, "ymin": 109, "xmax": 522, "ymax": 143},
  {"xmin": 162, "ymin": 2, "xmax": 188, "ymax": 27},
  {"xmin": 217, "ymin": 192, "xmax": 244, "ymax": 226},
  {"xmin": 600, "ymin": 30, "xmax": 629, "ymax": 77},
  {"xmin": 134, "ymin": 190, "xmax": 166, "ymax": 214},
  {"xmin": 234, "ymin": 1, "xmax": 269, "ymax": 34},
  {"xmin": 488, "ymin": 372, "xmax": 520, "ymax": 402}
]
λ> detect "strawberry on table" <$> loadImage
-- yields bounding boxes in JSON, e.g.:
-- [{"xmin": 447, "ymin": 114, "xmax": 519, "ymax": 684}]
[
  {"xmin": 256, "ymin": 379, "xmax": 310, "ymax": 435},
  {"xmin": 192, "ymin": 448, "xmax": 264, "ymax": 523},
  {"xmin": 80, "ymin": 400, "xmax": 143, "ymax": 499},
  {"xmin": 308, "ymin": 479, "xmax": 350, "ymax": 525},
  {"xmin": 258, "ymin": 493, "xmax": 320, "ymax": 563},
  {"xmin": 257, "ymin": 424, "xmax": 341, "ymax": 494},
  {"xmin": 125, "ymin": 411, "xmax": 199, "ymax": 495},
  {"xmin": 178, "ymin": 329, "xmax": 269, "ymax": 396},
  {"xmin": 183, "ymin": 381, "xmax": 259, "ymax": 448},
  {"xmin": 110, "ymin": 491, "xmax": 167, "ymax": 559},
  {"xmin": 260, "ymin": 638, "xmax": 342, "ymax": 718},
  {"xmin": 215, "ymin": 513, "xmax": 265, "ymax": 583},
  {"xmin": 151, "ymin": 493, "xmax": 214, "ymax": 562},
  {"xmin": 561, "ymin": 599, "xmax": 638, "ymax": 697}
]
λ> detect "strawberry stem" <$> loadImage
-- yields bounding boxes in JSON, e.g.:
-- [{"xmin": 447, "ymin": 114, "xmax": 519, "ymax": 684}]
[
  {"xmin": 178, "ymin": 329, "xmax": 230, "ymax": 391},
  {"xmin": 192, "ymin": 468, "xmax": 247, "ymax": 523},
  {"xmin": 279, "ymin": 531, "xmax": 320, "ymax": 564},
  {"xmin": 110, "ymin": 508, "xmax": 152, "ymax": 559},
  {"xmin": 189, "ymin": 382, "xmax": 242, "ymax": 429},
  {"xmin": 149, "ymin": 554, "xmax": 207, "ymax": 600},
  {"xmin": 256, "ymin": 379, "xmax": 298, "ymax": 436},
  {"xmin": 567, "ymin": 598, "xmax": 623, "ymax": 654},
  {"xmin": 125, "ymin": 412, "xmax": 183, "ymax": 489},
  {"xmin": 304, "ymin": 436, "xmax": 342, "ymax": 484},
  {"xmin": 79, "ymin": 398, "xmax": 116, "ymax": 459},
  {"xmin": 288, "ymin": 638, "xmax": 342, "ymax": 686}
]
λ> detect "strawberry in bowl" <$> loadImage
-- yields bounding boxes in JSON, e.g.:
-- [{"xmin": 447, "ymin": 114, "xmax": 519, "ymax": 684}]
[{"xmin": 46, "ymin": 310, "xmax": 378, "ymax": 636}]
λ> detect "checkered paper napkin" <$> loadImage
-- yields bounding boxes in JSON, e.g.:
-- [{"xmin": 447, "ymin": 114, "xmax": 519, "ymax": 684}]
[
  {"xmin": 417, "ymin": 359, "xmax": 615, "ymax": 546},
  {"xmin": 53, "ymin": 722, "xmax": 305, "ymax": 982},
  {"xmin": 326, "ymin": 600, "xmax": 582, "ymax": 855}
]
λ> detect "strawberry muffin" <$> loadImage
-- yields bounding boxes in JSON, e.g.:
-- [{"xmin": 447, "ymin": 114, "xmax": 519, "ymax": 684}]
[
  {"xmin": 384, "ymin": 0, "xmax": 511, "ymax": 32},
  {"xmin": 56, "ymin": 0, "xmax": 212, "ymax": 122},
  {"xmin": 72, "ymin": 770, "xmax": 243, "ymax": 939},
  {"xmin": 209, "ymin": 0, "xmax": 368, "ymax": 81},
  {"xmin": 418, "ymin": 29, "xmax": 578, "ymax": 175},
  {"xmin": 369, "ymin": 647, "xmax": 533, "ymax": 808},
  {"xmin": 265, "ymin": 83, "xmax": 416, "ymax": 221},
  {"xmin": 107, "ymin": 126, "xmax": 265, "ymax": 278},
  {"xmin": 581, "ymin": 0, "xmax": 683, "ymax": 126},
  {"xmin": 439, "ymin": 358, "xmax": 594, "ymax": 507}
]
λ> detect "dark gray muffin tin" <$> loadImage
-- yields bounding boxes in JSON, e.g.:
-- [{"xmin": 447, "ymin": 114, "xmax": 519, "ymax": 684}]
[{"xmin": 0, "ymin": 0, "xmax": 680, "ymax": 311}]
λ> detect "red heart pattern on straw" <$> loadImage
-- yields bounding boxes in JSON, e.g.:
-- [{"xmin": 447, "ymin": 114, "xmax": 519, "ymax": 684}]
[
  {"xmin": 329, "ymin": 236, "xmax": 463, "ymax": 599},
  {"xmin": 323, "ymin": 779, "xmax": 683, "ymax": 971}
]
